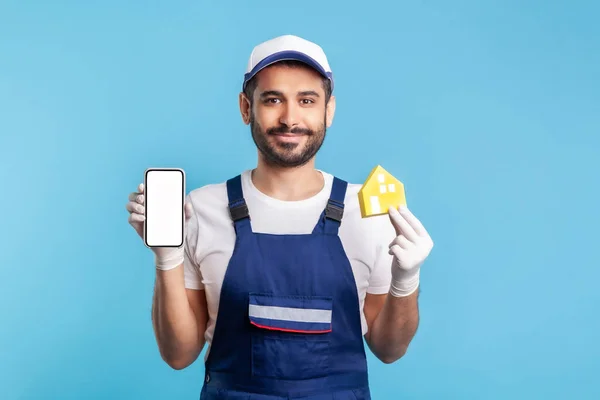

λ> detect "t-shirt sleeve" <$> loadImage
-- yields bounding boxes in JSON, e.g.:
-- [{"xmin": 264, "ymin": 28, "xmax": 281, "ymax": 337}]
[
  {"xmin": 183, "ymin": 194, "xmax": 205, "ymax": 290},
  {"xmin": 366, "ymin": 216, "xmax": 396, "ymax": 295}
]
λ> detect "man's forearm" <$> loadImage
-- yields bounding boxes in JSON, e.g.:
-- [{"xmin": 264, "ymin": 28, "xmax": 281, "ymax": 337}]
[
  {"xmin": 366, "ymin": 287, "xmax": 420, "ymax": 364},
  {"xmin": 152, "ymin": 265, "xmax": 203, "ymax": 369}
]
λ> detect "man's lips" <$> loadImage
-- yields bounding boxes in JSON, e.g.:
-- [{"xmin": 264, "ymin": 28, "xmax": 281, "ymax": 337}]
[
  {"xmin": 270, "ymin": 130, "xmax": 311, "ymax": 136},
  {"xmin": 271, "ymin": 132, "xmax": 306, "ymax": 142}
]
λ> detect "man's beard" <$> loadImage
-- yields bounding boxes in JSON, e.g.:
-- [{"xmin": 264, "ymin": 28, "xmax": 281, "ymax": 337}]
[{"xmin": 250, "ymin": 114, "xmax": 327, "ymax": 168}]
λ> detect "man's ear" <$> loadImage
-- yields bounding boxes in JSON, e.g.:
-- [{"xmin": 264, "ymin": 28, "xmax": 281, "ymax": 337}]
[
  {"xmin": 326, "ymin": 95, "xmax": 336, "ymax": 128},
  {"xmin": 239, "ymin": 92, "xmax": 251, "ymax": 125}
]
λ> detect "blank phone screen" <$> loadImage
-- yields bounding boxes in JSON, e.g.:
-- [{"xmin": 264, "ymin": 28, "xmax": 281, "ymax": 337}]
[{"xmin": 144, "ymin": 169, "xmax": 184, "ymax": 247}]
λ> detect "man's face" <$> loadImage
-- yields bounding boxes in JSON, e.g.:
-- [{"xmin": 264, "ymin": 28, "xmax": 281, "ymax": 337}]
[{"xmin": 244, "ymin": 64, "xmax": 334, "ymax": 168}]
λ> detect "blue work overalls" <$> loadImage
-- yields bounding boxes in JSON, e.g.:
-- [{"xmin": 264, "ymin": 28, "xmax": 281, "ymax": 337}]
[{"xmin": 200, "ymin": 174, "xmax": 371, "ymax": 399}]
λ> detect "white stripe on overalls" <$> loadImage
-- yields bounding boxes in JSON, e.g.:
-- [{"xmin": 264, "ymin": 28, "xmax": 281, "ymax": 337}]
[{"xmin": 248, "ymin": 304, "xmax": 332, "ymax": 323}]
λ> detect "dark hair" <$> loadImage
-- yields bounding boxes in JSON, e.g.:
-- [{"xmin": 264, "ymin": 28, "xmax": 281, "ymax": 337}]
[{"xmin": 243, "ymin": 60, "xmax": 333, "ymax": 106}]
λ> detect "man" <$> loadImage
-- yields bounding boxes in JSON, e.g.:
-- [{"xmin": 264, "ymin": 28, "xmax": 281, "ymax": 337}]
[{"xmin": 126, "ymin": 34, "xmax": 434, "ymax": 399}]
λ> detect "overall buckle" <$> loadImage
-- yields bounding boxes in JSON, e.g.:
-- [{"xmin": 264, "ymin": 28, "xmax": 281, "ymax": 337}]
[
  {"xmin": 229, "ymin": 201, "xmax": 249, "ymax": 221},
  {"xmin": 325, "ymin": 200, "xmax": 344, "ymax": 222}
]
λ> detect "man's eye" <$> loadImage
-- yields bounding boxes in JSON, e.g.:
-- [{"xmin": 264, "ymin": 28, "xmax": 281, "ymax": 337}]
[
  {"xmin": 301, "ymin": 99, "xmax": 314, "ymax": 104},
  {"xmin": 266, "ymin": 98, "xmax": 280, "ymax": 104}
]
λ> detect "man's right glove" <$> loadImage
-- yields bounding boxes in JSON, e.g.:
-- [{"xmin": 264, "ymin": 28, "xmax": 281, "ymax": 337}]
[{"xmin": 126, "ymin": 182, "xmax": 194, "ymax": 270}]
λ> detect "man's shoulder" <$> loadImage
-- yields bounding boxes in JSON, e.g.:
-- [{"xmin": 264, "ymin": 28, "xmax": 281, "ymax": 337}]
[
  {"xmin": 187, "ymin": 169, "xmax": 250, "ymax": 195},
  {"xmin": 318, "ymin": 170, "xmax": 361, "ymax": 193},
  {"xmin": 185, "ymin": 177, "xmax": 233, "ymax": 220},
  {"xmin": 188, "ymin": 181, "xmax": 227, "ymax": 202}
]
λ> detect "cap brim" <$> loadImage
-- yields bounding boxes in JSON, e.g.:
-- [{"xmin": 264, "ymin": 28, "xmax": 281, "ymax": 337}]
[{"xmin": 243, "ymin": 50, "xmax": 333, "ymax": 91}]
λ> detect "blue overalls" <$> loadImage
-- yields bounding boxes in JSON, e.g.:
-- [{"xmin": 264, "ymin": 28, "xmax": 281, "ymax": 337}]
[{"xmin": 200, "ymin": 174, "xmax": 371, "ymax": 399}]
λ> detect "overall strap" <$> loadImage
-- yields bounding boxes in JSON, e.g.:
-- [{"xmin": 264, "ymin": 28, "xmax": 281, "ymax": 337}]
[
  {"xmin": 321, "ymin": 176, "xmax": 348, "ymax": 235},
  {"xmin": 226, "ymin": 175, "xmax": 252, "ymax": 234}
]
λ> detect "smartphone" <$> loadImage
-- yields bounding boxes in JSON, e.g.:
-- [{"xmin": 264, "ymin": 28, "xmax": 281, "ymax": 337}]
[{"xmin": 143, "ymin": 168, "xmax": 185, "ymax": 248}]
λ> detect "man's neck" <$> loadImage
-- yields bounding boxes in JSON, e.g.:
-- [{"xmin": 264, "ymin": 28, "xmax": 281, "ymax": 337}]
[{"xmin": 251, "ymin": 160, "xmax": 324, "ymax": 201}]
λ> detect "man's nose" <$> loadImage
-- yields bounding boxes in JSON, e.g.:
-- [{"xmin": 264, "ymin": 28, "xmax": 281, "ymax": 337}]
[{"xmin": 279, "ymin": 102, "xmax": 300, "ymax": 128}]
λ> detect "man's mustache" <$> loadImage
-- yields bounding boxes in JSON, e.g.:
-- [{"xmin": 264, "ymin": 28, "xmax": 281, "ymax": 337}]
[{"xmin": 267, "ymin": 125, "xmax": 313, "ymax": 135}]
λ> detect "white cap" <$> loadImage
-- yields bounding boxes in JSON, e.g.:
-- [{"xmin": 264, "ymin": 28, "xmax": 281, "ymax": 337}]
[{"xmin": 243, "ymin": 34, "xmax": 334, "ymax": 92}]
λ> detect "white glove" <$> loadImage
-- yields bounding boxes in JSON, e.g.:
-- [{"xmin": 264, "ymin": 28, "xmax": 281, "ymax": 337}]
[
  {"xmin": 387, "ymin": 206, "xmax": 434, "ymax": 297},
  {"xmin": 126, "ymin": 182, "xmax": 194, "ymax": 270}
]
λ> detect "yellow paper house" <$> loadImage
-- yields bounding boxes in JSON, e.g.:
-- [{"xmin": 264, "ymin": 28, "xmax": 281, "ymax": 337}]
[{"xmin": 358, "ymin": 165, "xmax": 407, "ymax": 218}]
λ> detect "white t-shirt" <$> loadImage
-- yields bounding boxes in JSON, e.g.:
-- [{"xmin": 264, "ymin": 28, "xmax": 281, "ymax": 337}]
[{"xmin": 183, "ymin": 169, "xmax": 396, "ymax": 358}]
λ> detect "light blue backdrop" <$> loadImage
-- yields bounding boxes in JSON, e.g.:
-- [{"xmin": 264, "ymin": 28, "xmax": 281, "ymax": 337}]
[{"xmin": 1, "ymin": 1, "xmax": 599, "ymax": 399}]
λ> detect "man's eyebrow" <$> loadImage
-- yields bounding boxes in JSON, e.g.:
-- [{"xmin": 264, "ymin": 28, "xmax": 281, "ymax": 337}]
[
  {"xmin": 298, "ymin": 90, "xmax": 320, "ymax": 97},
  {"xmin": 259, "ymin": 90, "xmax": 283, "ymax": 98},
  {"xmin": 259, "ymin": 90, "xmax": 321, "ymax": 98}
]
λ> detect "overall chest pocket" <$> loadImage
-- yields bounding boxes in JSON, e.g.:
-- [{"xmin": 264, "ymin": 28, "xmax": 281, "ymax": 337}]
[{"xmin": 248, "ymin": 293, "xmax": 333, "ymax": 380}]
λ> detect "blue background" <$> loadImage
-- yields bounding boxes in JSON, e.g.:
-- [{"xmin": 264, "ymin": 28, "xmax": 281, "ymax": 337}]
[{"xmin": 1, "ymin": 1, "xmax": 599, "ymax": 399}]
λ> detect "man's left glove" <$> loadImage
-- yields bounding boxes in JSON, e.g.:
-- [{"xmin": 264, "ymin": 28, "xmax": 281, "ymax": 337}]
[{"xmin": 387, "ymin": 206, "xmax": 434, "ymax": 297}]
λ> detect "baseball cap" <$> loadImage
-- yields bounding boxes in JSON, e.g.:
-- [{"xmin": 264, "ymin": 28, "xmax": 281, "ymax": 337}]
[{"xmin": 242, "ymin": 34, "xmax": 334, "ymax": 92}]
